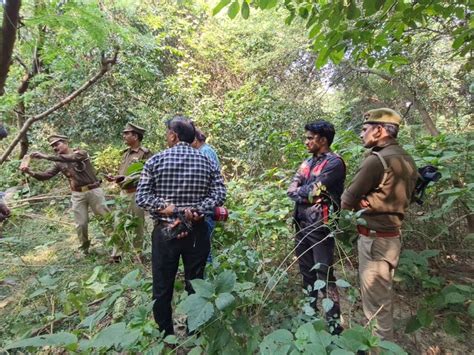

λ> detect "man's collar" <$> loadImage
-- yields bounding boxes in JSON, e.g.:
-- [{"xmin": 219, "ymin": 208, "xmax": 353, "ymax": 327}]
[{"xmin": 373, "ymin": 138, "xmax": 398, "ymax": 150}]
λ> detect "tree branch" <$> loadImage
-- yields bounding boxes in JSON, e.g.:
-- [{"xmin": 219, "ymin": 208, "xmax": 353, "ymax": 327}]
[
  {"xmin": 348, "ymin": 64, "xmax": 440, "ymax": 136},
  {"xmin": 0, "ymin": 48, "xmax": 119, "ymax": 164}
]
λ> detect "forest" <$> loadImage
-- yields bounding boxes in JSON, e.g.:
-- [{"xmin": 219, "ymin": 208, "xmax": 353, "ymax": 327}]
[{"xmin": 0, "ymin": 0, "xmax": 472, "ymax": 353}]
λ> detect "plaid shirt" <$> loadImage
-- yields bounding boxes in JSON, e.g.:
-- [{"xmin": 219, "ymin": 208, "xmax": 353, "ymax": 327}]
[{"xmin": 136, "ymin": 142, "xmax": 226, "ymax": 223}]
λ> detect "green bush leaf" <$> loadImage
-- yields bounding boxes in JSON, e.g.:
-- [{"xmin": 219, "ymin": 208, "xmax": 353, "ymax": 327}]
[
  {"xmin": 5, "ymin": 332, "xmax": 78, "ymax": 350},
  {"xmin": 322, "ymin": 298, "xmax": 334, "ymax": 312},
  {"xmin": 416, "ymin": 308, "xmax": 434, "ymax": 327},
  {"xmin": 331, "ymin": 349, "xmax": 354, "ymax": 355},
  {"xmin": 314, "ymin": 279, "xmax": 326, "ymax": 290},
  {"xmin": 215, "ymin": 292, "xmax": 235, "ymax": 310},
  {"xmin": 443, "ymin": 315, "xmax": 460, "ymax": 335},
  {"xmin": 212, "ymin": 0, "xmax": 232, "ymax": 16},
  {"xmin": 215, "ymin": 270, "xmax": 237, "ymax": 293},
  {"xmin": 182, "ymin": 294, "xmax": 215, "ymax": 331},
  {"xmin": 444, "ymin": 292, "xmax": 466, "ymax": 304},
  {"xmin": 378, "ymin": 340, "xmax": 407, "ymax": 354},
  {"xmin": 468, "ymin": 302, "xmax": 474, "ymax": 318},
  {"xmin": 228, "ymin": 1, "xmax": 240, "ymax": 19},
  {"xmin": 335, "ymin": 279, "xmax": 351, "ymax": 288},
  {"xmin": 259, "ymin": 329, "xmax": 294, "ymax": 355},
  {"xmin": 241, "ymin": 1, "xmax": 250, "ymax": 19},
  {"xmin": 190, "ymin": 279, "xmax": 215, "ymax": 299},
  {"xmin": 121, "ymin": 269, "xmax": 141, "ymax": 288},
  {"xmin": 405, "ymin": 316, "xmax": 422, "ymax": 333}
]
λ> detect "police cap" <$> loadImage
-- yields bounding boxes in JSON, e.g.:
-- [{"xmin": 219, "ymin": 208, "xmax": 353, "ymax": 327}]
[
  {"xmin": 48, "ymin": 134, "xmax": 68, "ymax": 146},
  {"xmin": 363, "ymin": 108, "xmax": 402, "ymax": 126},
  {"xmin": 123, "ymin": 122, "xmax": 146, "ymax": 136}
]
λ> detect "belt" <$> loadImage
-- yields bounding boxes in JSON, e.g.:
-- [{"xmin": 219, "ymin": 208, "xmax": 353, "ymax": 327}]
[
  {"xmin": 72, "ymin": 181, "xmax": 101, "ymax": 192},
  {"xmin": 122, "ymin": 187, "xmax": 137, "ymax": 193},
  {"xmin": 357, "ymin": 225, "xmax": 400, "ymax": 238}
]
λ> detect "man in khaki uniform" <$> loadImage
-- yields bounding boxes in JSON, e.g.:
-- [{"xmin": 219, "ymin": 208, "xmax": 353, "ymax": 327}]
[
  {"xmin": 20, "ymin": 135, "xmax": 109, "ymax": 253},
  {"xmin": 106, "ymin": 123, "xmax": 152, "ymax": 261},
  {"xmin": 341, "ymin": 108, "xmax": 418, "ymax": 340}
]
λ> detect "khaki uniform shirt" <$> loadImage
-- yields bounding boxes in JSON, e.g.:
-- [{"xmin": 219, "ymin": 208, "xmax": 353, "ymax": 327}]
[
  {"xmin": 30, "ymin": 149, "xmax": 99, "ymax": 191},
  {"xmin": 117, "ymin": 146, "xmax": 152, "ymax": 188},
  {"xmin": 341, "ymin": 140, "xmax": 418, "ymax": 232}
]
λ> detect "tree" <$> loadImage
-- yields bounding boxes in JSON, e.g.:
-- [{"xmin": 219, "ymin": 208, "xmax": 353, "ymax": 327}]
[
  {"xmin": 213, "ymin": 0, "xmax": 473, "ymax": 70},
  {"xmin": 0, "ymin": 0, "xmax": 21, "ymax": 95}
]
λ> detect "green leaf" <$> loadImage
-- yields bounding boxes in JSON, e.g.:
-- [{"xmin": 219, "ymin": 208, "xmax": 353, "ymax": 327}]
[
  {"xmin": 5, "ymin": 332, "xmax": 78, "ymax": 350},
  {"xmin": 308, "ymin": 23, "xmax": 322, "ymax": 39},
  {"xmin": 444, "ymin": 292, "xmax": 466, "ymax": 304},
  {"xmin": 121, "ymin": 269, "xmax": 141, "ymax": 288},
  {"xmin": 335, "ymin": 279, "xmax": 351, "ymax": 288},
  {"xmin": 125, "ymin": 162, "xmax": 144, "ymax": 175},
  {"xmin": 331, "ymin": 349, "xmax": 354, "ymax": 355},
  {"xmin": 228, "ymin": 1, "xmax": 241, "ymax": 19},
  {"xmin": 468, "ymin": 302, "xmax": 474, "ymax": 318},
  {"xmin": 315, "ymin": 47, "xmax": 329, "ymax": 68},
  {"xmin": 416, "ymin": 308, "xmax": 434, "ymax": 327},
  {"xmin": 363, "ymin": 0, "xmax": 377, "ymax": 16},
  {"xmin": 266, "ymin": 0, "xmax": 278, "ymax": 9},
  {"xmin": 241, "ymin": 1, "xmax": 250, "ymax": 19},
  {"xmin": 322, "ymin": 298, "xmax": 334, "ymax": 312},
  {"xmin": 443, "ymin": 315, "xmax": 460, "ymax": 335},
  {"xmin": 215, "ymin": 292, "xmax": 235, "ymax": 310},
  {"xmin": 213, "ymin": 0, "xmax": 232, "ymax": 16},
  {"xmin": 181, "ymin": 294, "xmax": 215, "ymax": 331},
  {"xmin": 215, "ymin": 270, "xmax": 237, "ymax": 293},
  {"xmin": 405, "ymin": 316, "xmax": 422, "ymax": 333},
  {"xmin": 346, "ymin": 0, "xmax": 361, "ymax": 20},
  {"xmin": 85, "ymin": 322, "xmax": 128, "ymax": 349},
  {"xmin": 378, "ymin": 340, "xmax": 407, "ymax": 354},
  {"xmin": 190, "ymin": 279, "xmax": 215, "ymax": 299},
  {"xmin": 314, "ymin": 280, "xmax": 326, "ymax": 290},
  {"xmin": 259, "ymin": 329, "xmax": 294, "ymax": 355}
]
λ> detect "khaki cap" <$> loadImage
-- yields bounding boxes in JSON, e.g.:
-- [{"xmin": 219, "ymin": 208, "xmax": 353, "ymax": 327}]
[
  {"xmin": 123, "ymin": 122, "xmax": 146, "ymax": 135},
  {"xmin": 48, "ymin": 134, "xmax": 68, "ymax": 146},
  {"xmin": 363, "ymin": 108, "xmax": 402, "ymax": 126}
]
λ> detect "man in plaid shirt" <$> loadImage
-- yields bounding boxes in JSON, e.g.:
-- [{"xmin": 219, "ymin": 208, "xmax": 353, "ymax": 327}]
[{"xmin": 136, "ymin": 116, "xmax": 226, "ymax": 336}]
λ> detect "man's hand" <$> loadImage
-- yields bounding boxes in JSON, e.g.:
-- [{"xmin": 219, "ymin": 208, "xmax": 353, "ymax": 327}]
[
  {"xmin": 184, "ymin": 208, "xmax": 204, "ymax": 222},
  {"xmin": 30, "ymin": 151, "xmax": 48, "ymax": 160},
  {"xmin": 20, "ymin": 166, "xmax": 31, "ymax": 174},
  {"xmin": 105, "ymin": 174, "xmax": 125, "ymax": 183},
  {"xmin": 158, "ymin": 204, "xmax": 176, "ymax": 216},
  {"xmin": 169, "ymin": 219, "xmax": 189, "ymax": 239},
  {"xmin": 359, "ymin": 198, "xmax": 370, "ymax": 209}
]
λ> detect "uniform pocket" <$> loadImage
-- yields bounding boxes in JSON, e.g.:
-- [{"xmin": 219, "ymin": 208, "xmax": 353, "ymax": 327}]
[{"xmin": 370, "ymin": 237, "xmax": 401, "ymax": 269}]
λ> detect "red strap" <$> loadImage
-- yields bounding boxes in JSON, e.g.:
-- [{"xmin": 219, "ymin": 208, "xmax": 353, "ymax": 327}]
[{"xmin": 357, "ymin": 225, "xmax": 400, "ymax": 238}]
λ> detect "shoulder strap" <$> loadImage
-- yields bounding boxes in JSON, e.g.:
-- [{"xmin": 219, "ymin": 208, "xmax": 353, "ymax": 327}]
[{"xmin": 372, "ymin": 151, "xmax": 390, "ymax": 191}]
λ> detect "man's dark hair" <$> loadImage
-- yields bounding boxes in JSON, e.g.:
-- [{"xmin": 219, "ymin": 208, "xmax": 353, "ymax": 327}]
[
  {"xmin": 195, "ymin": 128, "xmax": 207, "ymax": 142},
  {"xmin": 166, "ymin": 115, "xmax": 196, "ymax": 143},
  {"xmin": 133, "ymin": 131, "xmax": 144, "ymax": 142},
  {"xmin": 381, "ymin": 123, "xmax": 399, "ymax": 138},
  {"xmin": 304, "ymin": 120, "xmax": 336, "ymax": 146},
  {"xmin": 0, "ymin": 124, "xmax": 8, "ymax": 140}
]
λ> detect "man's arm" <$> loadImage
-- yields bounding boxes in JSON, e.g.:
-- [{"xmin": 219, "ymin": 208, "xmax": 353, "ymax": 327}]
[
  {"xmin": 196, "ymin": 161, "xmax": 226, "ymax": 211},
  {"xmin": 135, "ymin": 158, "xmax": 168, "ymax": 211},
  {"xmin": 31, "ymin": 150, "xmax": 87, "ymax": 163},
  {"xmin": 341, "ymin": 155, "xmax": 383, "ymax": 210},
  {"xmin": 21, "ymin": 165, "xmax": 61, "ymax": 181}
]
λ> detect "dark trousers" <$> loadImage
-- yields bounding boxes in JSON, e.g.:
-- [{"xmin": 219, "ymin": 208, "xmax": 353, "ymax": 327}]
[
  {"xmin": 295, "ymin": 223, "xmax": 341, "ymax": 322},
  {"xmin": 151, "ymin": 221, "xmax": 210, "ymax": 335}
]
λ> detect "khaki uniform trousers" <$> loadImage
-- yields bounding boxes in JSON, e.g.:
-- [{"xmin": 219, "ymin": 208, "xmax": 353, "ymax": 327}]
[
  {"xmin": 71, "ymin": 188, "xmax": 109, "ymax": 249},
  {"xmin": 358, "ymin": 234, "xmax": 401, "ymax": 341}
]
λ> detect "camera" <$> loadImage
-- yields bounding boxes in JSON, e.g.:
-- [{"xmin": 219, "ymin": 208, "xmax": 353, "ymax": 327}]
[{"xmin": 161, "ymin": 206, "xmax": 229, "ymax": 242}]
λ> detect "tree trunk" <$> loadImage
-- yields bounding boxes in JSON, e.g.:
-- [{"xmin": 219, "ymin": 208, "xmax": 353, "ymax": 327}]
[
  {"xmin": 0, "ymin": 49, "xmax": 119, "ymax": 164},
  {"xmin": 0, "ymin": 0, "xmax": 21, "ymax": 95}
]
